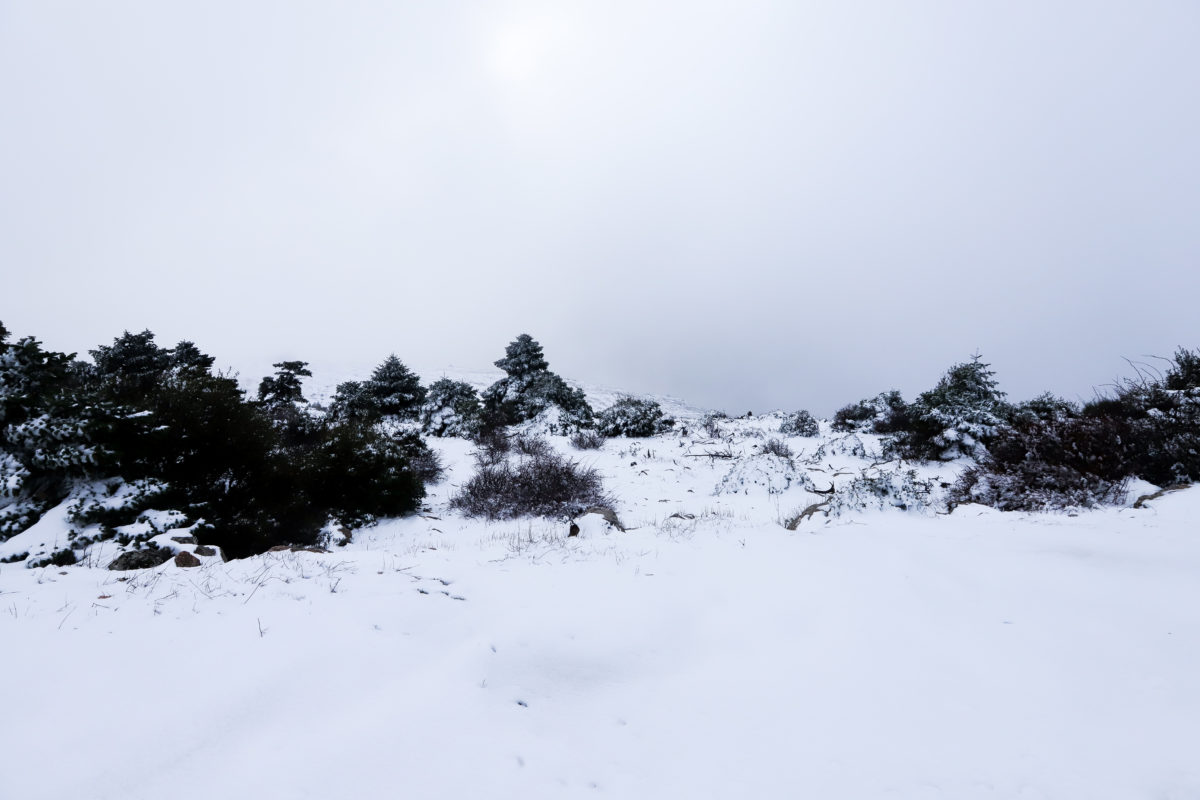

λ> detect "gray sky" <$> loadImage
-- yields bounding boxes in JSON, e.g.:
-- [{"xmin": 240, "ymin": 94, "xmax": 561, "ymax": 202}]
[{"xmin": 3, "ymin": 1, "xmax": 1198, "ymax": 415}]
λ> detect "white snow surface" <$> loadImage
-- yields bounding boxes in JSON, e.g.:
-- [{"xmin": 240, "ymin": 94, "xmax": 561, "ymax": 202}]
[{"xmin": 2, "ymin": 410, "xmax": 1198, "ymax": 799}]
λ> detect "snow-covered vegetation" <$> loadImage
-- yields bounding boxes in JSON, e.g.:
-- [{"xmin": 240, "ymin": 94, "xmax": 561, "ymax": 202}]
[{"xmin": 2, "ymin": 322, "xmax": 1199, "ymax": 798}]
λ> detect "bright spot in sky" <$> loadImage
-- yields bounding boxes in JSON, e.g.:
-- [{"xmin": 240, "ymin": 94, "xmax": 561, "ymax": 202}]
[{"xmin": 486, "ymin": 18, "xmax": 565, "ymax": 84}]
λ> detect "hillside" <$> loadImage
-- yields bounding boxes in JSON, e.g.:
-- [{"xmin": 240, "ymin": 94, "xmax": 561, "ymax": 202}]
[{"xmin": 2, "ymin": 395, "xmax": 1198, "ymax": 799}]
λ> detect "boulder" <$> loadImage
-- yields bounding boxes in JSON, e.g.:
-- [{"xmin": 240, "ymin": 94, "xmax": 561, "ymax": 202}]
[
  {"xmin": 569, "ymin": 506, "xmax": 626, "ymax": 538},
  {"xmin": 108, "ymin": 549, "xmax": 171, "ymax": 571},
  {"xmin": 578, "ymin": 506, "xmax": 625, "ymax": 531},
  {"xmin": 194, "ymin": 545, "xmax": 217, "ymax": 557},
  {"xmin": 170, "ymin": 535, "xmax": 197, "ymax": 545},
  {"xmin": 174, "ymin": 551, "xmax": 202, "ymax": 568}
]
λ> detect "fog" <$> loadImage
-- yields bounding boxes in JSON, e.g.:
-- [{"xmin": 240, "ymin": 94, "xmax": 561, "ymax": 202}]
[{"xmin": 3, "ymin": 1, "xmax": 1198, "ymax": 414}]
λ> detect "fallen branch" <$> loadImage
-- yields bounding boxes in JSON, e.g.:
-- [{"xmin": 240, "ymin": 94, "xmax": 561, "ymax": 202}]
[
  {"xmin": 784, "ymin": 500, "xmax": 830, "ymax": 530},
  {"xmin": 1133, "ymin": 483, "xmax": 1190, "ymax": 509}
]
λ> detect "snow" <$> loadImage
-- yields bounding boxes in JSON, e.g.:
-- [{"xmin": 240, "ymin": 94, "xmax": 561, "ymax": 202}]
[{"xmin": 1, "ymin": 408, "xmax": 1198, "ymax": 798}]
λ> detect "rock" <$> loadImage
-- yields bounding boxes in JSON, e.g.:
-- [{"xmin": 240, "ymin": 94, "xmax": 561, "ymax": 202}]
[
  {"xmin": 578, "ymin": 506, "xmax": 625, "ymax": 531},
  {"xmin": 174, "ymin": 551, "xmax": 202, "ymax": 568},
  {"xmin": 569, "ymin": 507, "xmax": 626, "ymax": 539},
  {"xmin": 170, "ymin": 535, "xmax": 197, "ymax": 545},
  {"xmin": 194, "ymin": 545, "xmax": 217, "ymax": 557},
  {"xmin": 108, "ymin": 550, "xmax": 171, "ymax": 571}
]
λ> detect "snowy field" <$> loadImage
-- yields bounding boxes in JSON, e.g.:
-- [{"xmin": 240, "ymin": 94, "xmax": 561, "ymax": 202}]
[{"xmin": 2, "ymin": 411, "xmax": 1198, "ymax": 799}]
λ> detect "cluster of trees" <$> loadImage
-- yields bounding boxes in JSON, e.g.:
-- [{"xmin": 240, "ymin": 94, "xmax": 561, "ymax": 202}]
[
  {"xmin": 6, "ymin": 318, "xmax": 1195, "ymax": 557},
  {"xmin": 0, "ymin": 324, "xmax": 437, "ymax": 561},
  {"xmin": 0, "ymin": 327, "xmax": 675, "ymax": 557},
  {"xmin": 827, "ymin": 350, "xmax": 1200, "ymax": 510}
]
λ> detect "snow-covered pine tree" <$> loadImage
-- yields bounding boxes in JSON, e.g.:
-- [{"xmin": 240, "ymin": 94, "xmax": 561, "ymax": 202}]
[
  {"xmin": 89, "ymin": 330, "xmax": 173, "ymax": 397},
  {"xmin": 0, "ymin": 324, "xmax": 97, "ymax": 539},
  {"xmin": 364, "ymin": 355, "xmax": 425, "ymax": 420},
  {"xmin": 420, "ymin": 378, "xmax": 482, "ymax": 437},
  {"xmin": 899, "ymin": 355, "xmax": 1010, "ymax": 461},
  {"xmin": 494, "ymin": 333, "xmax": 548, "ymax": 378},
  {"xmin": 481, "ymin": 334, "xmax": 594, "ymax": 430},
  {"xmin": 327, "ymin": 380, "xmax": 373, "ymax": 422},
  {"xmin": 168, "ymin": 340, "xmax": 216, "ymax": 375}
]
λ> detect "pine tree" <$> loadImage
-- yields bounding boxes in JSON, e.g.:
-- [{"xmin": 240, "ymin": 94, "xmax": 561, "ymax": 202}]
[
  {"xmin": 0, "ymin": 324, "xmax": 97, "ymax": 538},
  {"xmin": 899, "ymin": 355, "xmax": 1010, "ymax": 461},
  {"xmin": 481, "ymin": 334, "xmax": 594, "ymax": 430},
  {"xmin": 494, "ymin": 334, "xmax": 548, "ymax": 378},
  {"xmin": 420, "ymin": 378, "xmax": 482, "ymax": 437},
  {"xmin": 327, "ymin": 380, "xmax": 373, "ymax": 422},
  {"xmin": 168, "ymin": 341, "xmax": 215, "ymax": 375},
  {"xmin": 364, "ymin": 355, "xmax": 425, "ymax": 420},
  {"xmin": 258, "ymin": 361, "xmax": 312, "ymax": 406},
  {"xmin": 89, "ymin": 330, "xmax": 172, "ymax": 397}
]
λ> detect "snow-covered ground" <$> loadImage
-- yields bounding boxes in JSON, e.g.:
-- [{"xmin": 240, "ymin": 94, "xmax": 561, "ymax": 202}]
[{"xmin": 2, "ymin": 410, "xmax": 1198, "ymax": 799}]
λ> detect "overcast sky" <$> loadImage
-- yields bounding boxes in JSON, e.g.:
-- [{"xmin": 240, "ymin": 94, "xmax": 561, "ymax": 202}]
[{"xmin": 3, "ymin": 1, "xmax": 1198, "ymax": 415}]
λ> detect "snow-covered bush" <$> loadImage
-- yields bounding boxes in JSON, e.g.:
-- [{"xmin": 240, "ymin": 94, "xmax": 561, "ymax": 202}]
[
  {"xmin": 715, "ymin": 454, "xmax": 815, "ymax": 496},
  {"xmin": 1010, "ymin": 392, "xmax": 1080, "ymax": 425},
  {"xmin": 701, "ymin": 412, "xmax": 726, "ymax": 439},
  {"xmin": 760, "ymin": 438, "xmax": 793, "ymax": 459},
  {"xmin": 420, "ymin": 378, "xmax": 482, "ymax": 437},
  {"xmin": 832, "ymin": 390, "xmax": 909, "ymax": 434},
  {"xmin": 570, "ymin": 429, "xmax": 605, "ymax": 450},
  {"xmin": 596, "ymin": 396, "xmax": 674, "ymax": 438},
  {"xmin": 512, "ymin": 433, "xmax": 552, "ymax": 458},
  {"xmin": 956, "ymin": 348, "xmax": 1200, "ymax": 509},
  {"xmin": 810, "ymin": 433, "xmax": 880, "ymax": 461},
  {"xmin": 779, "ymin": 409, "xmax": 819, "ymax": 437},
  {"xmin": 450, "ymin": 448, "xmax": 608, "ymax": 519},
  {"xmin": 1102, "ymin": 348, "xmax": 1200, "ymax": 486},
  {"xmin": 828, "ymin": 467, "xmax": 936, "ymax": 515}
]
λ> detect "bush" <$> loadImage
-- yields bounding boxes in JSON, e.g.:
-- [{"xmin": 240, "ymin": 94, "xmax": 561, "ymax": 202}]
[
  {"xmin": 1165, "ymin": 347, "xmax": 1200, "ymax": 391},
  {"xmin": 512, "ymin": 433, "xmax": 552, "ymax": 458},
  {"xmin": 829, "ymin": 467, "xmax": 935, "ymax": 515},
  {"xmin": 832, "ymin": 390, "xmax": 909, "ymax": 434},
  {"xmin": 760, "ymin": 438, "xmax": 793, "ymax": 459},
  {"xmin": 595, "ymin": 396, "xmax": 674, "ymax": 438},
  {"xmin": 470, "ymin": 426, "xmax": 512, "ymax": 467},
  {"xmin": 31, "ymin": 547, "xmax": 77, "ymax": 569},
  {"xmin": 950, "ymin": 414, "xmax": 1132, "ymax": 511},
  {"xmin": 1010, "ymin": 392, "xmax": 1080, "ymax": 425},
  {"xmin": 779, "ymin": 410, "xmax": 819, "ymax": 437},
  {"xmin": 951, "ymin": 348, "xmax": 1200, "ymax": 510},
  {"xmin": 450, "ymin": 449, "xmax": 609, "ymax": 520},
  {"xmin": 305, "ymin": 426, "xmax": 433, "ymax": 529},
  {"xmin": 570, "ymin": 429, "xmax": 605, "ymax": 450},
  {"xmin": 701, "ymin": 412, "xmax": 726, "ymax": 439}
]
